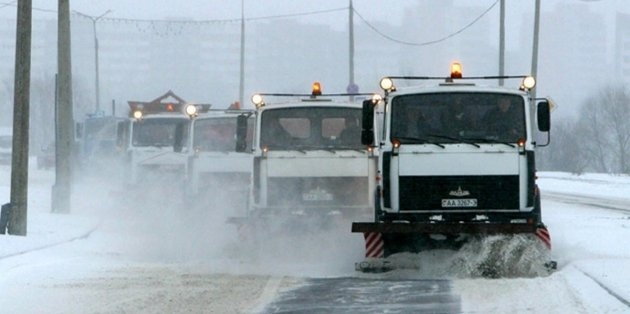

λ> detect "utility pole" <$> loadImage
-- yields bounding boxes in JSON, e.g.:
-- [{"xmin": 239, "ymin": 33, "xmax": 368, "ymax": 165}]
[
  {"xmin": 8, "ymin": 0, "xmax": 32, "ymax": 235},
  {"xmin": 531, "ymin": 0, "xmax": 541, "ymax": 99},
  {"xmin": 238, "ymin": 0, "xmax": 245, "ymax": 107},
  {"xmin": 347, "ymin": 0, "xmax": 357, "ymax": 100},
  {"xmin": 73, "ymin": 10, "xmax": 110, "ymax": 113},
  {"xmin": 52, "ymin": 0, "xmax": 74, "ymax": 214},
  {"xmin": 498, "ymin": 0, "xmax": 505, "ymax": 86}
]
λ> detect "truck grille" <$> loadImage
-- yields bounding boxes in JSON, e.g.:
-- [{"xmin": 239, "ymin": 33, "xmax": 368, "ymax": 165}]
[
  {"xmin": 267, "ymin": 176, "xmax": 368, "ymax": 208},
  {"xmin": 398, "ymin": 175, "xmax": 519, "ymax": 211}
]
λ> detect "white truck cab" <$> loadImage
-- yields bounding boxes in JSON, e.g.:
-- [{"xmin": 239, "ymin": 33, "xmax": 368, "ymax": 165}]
[
  {"xmin": 353, "ymin": 63, "xmax": 555, "ymax": 274},
  {"xmin": 233, "ymin": 84, "xmax": 380, "ymax": 233},
  {"xmin": 185, "ymin": 109, "xmax": 255, "ymax": 213},
  {"xmin": 116, "ymin": 91, "xmax": 209, "ymax": 190}
]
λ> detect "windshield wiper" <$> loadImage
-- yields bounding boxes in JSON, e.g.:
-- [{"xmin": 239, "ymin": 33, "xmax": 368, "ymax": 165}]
[
  {"xmin": 146, "ymin": 143, "xmax": 172, "ymax": 148},
  {"xmin": 395, "ymin": 136, "xmax": 445, "ymax": 148},
  {"xmin": 425, "ymin": 134, "xmax": 481, "ymax": 148},
  {"xmin": 290, "ymin": 145, "xmax": 366, "ymax": 154},
  {"xmin": 464, "ymin": 137, "xmax": 515, "ymax": 148},
  {"xmin": 330, "ymin": 145, "xmax": 367, "ymax": 153}
]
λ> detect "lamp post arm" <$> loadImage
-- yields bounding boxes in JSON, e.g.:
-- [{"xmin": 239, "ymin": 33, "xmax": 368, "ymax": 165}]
[{"xmin": 72, "ymin": 10, "xmax": 111, "ymax": 113}]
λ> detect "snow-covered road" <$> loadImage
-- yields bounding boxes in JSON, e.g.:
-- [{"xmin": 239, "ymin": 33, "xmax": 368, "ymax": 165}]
[{"xmin": 1, "ymin": 168, "xmax": 629, "ymax": 313}]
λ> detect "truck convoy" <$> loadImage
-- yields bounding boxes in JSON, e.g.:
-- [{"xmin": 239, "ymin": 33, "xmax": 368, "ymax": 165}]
[
  {"xmin": 97, "ymin": 67, "xmax": 552, "ymax": 277},
  {"xmin": 352, "ymin": 63, "xmax": 554, "ymax": 276},
  {"xmin": 185, "ymin": 108, "xmax": 255, "ymax": 214},
  {"xmin": 231, "ymin": 83, "xmax": 379, "ymax": 238}
]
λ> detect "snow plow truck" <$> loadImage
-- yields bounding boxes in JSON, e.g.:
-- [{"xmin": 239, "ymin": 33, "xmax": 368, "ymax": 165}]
[
  {"xmin": 116, "ymin": 91, "xmax": 210, "ymax": 196},
  {"xmin": 183, "ymin": 107, "xmax": 255, "ymax": 214},
  {"xmin": 229, "ymin": 83, "xmax": 380, "ymax": 239},
  {"xmin": 353, "ymin": 63, "xmax": 556, "ymax": 276}
]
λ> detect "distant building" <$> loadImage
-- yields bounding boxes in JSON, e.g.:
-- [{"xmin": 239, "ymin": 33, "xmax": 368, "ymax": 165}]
[{"xmin": 615, "ymin": 13, "xmax": 630, "ymax": 84}]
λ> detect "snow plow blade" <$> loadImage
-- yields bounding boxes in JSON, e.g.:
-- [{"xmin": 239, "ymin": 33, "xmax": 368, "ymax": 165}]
[
  {"xmin": 352, "ymin": 222, "xmax": 538, "ymax": 234},
  {"xmin": 352, "ymin": 222, "xmax": 555, "ymax": 276}
]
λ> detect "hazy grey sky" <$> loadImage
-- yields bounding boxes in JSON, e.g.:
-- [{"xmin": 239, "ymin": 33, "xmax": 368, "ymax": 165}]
[
  {"xmin": 1, "ymin": 0, "xmax": 627, "ymax": 119},
  {"xmin": 1, "ymin": 0, "xmax": 626, "ymax": 25},
  {"xmin": 0, "ymin": 0, "xmax": 625, "ymax": 50},
  {"xmin": 1, "ymin": 0, "xmax": 625, "ymax": 53}
]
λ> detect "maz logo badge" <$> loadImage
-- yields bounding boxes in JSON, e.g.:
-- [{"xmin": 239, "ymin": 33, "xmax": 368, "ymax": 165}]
[{"xmin": 449, "ymin": 186, "xmax": 470, "ymax": 197}]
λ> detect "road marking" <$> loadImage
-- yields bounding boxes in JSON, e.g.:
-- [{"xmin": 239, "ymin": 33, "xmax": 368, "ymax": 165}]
[{"xmin": 576, "ymin": 266, "xmax": 630, "ymax": 308}]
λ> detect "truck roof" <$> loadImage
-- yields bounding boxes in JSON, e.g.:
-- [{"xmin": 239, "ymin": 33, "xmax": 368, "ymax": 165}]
[
  {"xmin": 389, "ymin": 83, "xmax": 529, "ymax": 97},
  {"xmin": 257, "ymin": 100, "xmax": 364, "ymax": 112},
  {"xmin": 194, "ymin": 109, "xmax": 255, "ymax": 120}
]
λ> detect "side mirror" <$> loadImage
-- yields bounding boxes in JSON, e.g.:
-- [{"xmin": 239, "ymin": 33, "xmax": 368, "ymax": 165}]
[
  {"xmin": 537, "ymin": 101, "xmax": 551, "ymax": 132},
  {"xmin": 361, "ymin": 100, "xmax": 375, "ymax": 145},
  {"xmin": 235, "ymin": 114, "xmax": 248, "ymax": 152}
]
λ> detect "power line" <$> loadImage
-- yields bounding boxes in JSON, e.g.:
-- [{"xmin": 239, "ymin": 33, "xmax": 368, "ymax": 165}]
[
  {"xmin": 3, "ymin": 1, "xmax": 499, "ymax": 46},
  {"xmin": 245, "ymin": 7, "xmax": 347, "ymax": 22},
  {"xmin": 352, "ymin": 0, "xmax": 500, "ymax": 47},
  {"xmin": 0, "ymin": 1, "xmax": 16, "ymax": 10},
  {"xmin": 87, "ymin": 7, "xmax": 346, "ymax": 24},
  {"xmin": 3, "ymin": 2, "xmax": 346, "ymax": 25},
  {"xmin": 0, "ymin": 1, "xmax": 56, "ymax": 13},
  {"xmin": 3, "ymin": 0, "xmax": 496, "ymax": 47}
]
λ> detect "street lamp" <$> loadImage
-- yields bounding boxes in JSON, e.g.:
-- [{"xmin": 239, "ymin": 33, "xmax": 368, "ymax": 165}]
[{"xmin": 73, "ymin": 10, "xmax": 111, "ymax": 113}]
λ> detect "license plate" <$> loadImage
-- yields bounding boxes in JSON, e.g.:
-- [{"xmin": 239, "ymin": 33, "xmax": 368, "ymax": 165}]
[{"xmin": 441, "ymin": 198, "xmax": 478, "ymax": 207}]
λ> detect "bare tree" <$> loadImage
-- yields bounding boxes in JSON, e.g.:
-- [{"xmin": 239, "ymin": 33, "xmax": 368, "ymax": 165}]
[
  {"xmin": 596, "ymin": 85, "xmax": 630, "ymax": 173},
  {"xmin": 571, "ymin": 85, "xmax": 630, "ymax": 174},
  {"xmin": 537, "ymin": 118, "xmax": 586, "ymax": 174},
  {"xmin": 605, "ymin": 86, "xmax": 630, "ymax": 173},
  {"xmin": 576, "ymin": 95, "xmax": 612, "ymax": 172}
]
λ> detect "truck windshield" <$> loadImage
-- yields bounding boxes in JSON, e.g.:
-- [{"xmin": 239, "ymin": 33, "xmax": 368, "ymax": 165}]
[
  {"xmin": 260, "ymin": 107, "xmax": 363, "ymax": 150},
  {"xmin": 132, "ymin": 117, "xmax": 188, "ymax": 147},
  {"xmin": 193, "ymin": 116, "xmax": 254, "ymax": 152},
  {"xmin": 390, "ymin": 92, "xmax": 525, "ymax": 144}
]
